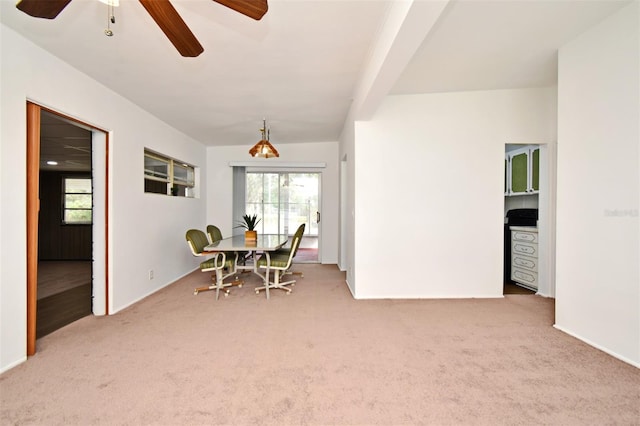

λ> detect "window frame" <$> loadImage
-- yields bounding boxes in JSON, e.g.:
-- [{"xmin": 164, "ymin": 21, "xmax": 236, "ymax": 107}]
[
  {"xmin": 144, "ymin": 149, "xmax": 196, "ymax": 197},
  {"xmin": 62, "ymin": 175, "xmax": 93, "ymax": 225},
  {"xmin": 144, "ymin": 152, "xmax": 170, "ymax": 183}
]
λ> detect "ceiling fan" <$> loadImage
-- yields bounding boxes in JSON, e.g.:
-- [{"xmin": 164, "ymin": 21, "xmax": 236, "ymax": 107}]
[{"xmin": 15, "ymin": 0, "xmax": 268, "ymax": 57}]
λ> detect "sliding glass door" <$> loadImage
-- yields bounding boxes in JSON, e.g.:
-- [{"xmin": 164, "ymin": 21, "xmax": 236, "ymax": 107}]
[{"xmin": 245, "ymin": 172, "xmax": 320, "ymax": 261}]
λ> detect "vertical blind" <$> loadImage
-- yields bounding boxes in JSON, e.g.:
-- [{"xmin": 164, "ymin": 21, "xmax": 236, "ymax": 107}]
[{"xmin": 231, "ymin": 166, "xmax": 246, "ymax": 236}]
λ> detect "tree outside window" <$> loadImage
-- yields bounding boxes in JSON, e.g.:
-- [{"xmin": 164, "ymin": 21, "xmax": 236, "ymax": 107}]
[{"xmin": 63, "ymin": 177, "xmax": 92, "ymax": 224}]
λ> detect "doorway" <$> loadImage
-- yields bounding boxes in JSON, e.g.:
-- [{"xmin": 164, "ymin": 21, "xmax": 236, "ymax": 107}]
[
  {"xmin": 246, "ymin": 172, "xmax": 321, "ymax": 262},
  {"xmin": 26, "ymin": 103, "xmax": 109, "ymax": 355},
  {"xmin": 503, "ymin": 143, "xmax": 556, "ymax": 298}
]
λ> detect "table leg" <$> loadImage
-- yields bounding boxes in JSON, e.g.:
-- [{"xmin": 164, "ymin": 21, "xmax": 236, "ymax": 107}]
[
  {"xmin": 264, "ymin": 251, "xmax": 271, "ymax": 300},
  {"xmin": 250, "ymin": 250, "xmax": 267, "ymax": 285}
]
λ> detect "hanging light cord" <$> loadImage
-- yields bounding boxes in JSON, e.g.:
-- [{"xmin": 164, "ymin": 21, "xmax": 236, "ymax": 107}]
[{"xmin": 105, "ymin": 3, "xmax": 115, "ymax": 36}]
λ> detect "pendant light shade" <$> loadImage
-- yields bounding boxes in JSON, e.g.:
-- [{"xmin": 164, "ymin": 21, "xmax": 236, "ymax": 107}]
[{"xmin": 249, "ymin": 119, "xmax": 279, "ymax": 158}]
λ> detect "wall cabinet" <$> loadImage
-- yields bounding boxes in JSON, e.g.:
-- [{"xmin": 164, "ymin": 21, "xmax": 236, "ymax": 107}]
[
  {"xmin": 505, "ymin": 145, "xmax": 539, "ymax": 196},
  {"xmin": 510, "ymin": 226, "xmax": 538, "ymax": 290}
]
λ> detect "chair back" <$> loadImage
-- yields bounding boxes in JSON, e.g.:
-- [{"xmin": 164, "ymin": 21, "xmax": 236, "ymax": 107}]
[
  {"xmin": 286, "ymin": 231, "xmax": 303, "ymax": 266},
  {"xmin": 185, "ymin": 229, "xmax": 209, "ymax": 256},
  {"xmin": 291, "ymin": 223, "xmax": 305, "ymax": 257},
  {"xmin": 206, "ymin": 225, "xmax": 224, "ymax": 243}
]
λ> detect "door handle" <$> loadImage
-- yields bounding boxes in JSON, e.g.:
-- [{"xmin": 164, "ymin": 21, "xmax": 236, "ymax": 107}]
[{"xmin": 316, "ymin": 211, "xmax": 320, "ymax": 223}]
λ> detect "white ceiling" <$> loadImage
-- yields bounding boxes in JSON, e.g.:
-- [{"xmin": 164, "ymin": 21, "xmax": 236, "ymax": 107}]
[
  {"xmin": 39, "ymin": 110, "xmax": 92, "ymax": 171},
  {"xmin": 1, "ymin": 0, "xmax": 631, "ymax": 157},
  {"xmin": 391, "ymin": 0, "xmax": 631, "ymax": 95}
]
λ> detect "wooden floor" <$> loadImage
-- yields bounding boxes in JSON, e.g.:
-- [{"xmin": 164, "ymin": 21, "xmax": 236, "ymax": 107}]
[
  {"xmin": 504, "ymin": 281, "xmax": 536, "ymax": 295},
  {"xmin": 37, "ymin": 261, "xmax": 92, "ymax": 338}
]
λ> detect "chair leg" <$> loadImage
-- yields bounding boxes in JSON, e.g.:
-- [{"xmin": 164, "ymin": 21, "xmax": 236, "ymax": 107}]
[
  {"xmin": 194, "ymin": 285, "xmax": 212, "ymax": 295},
  {"xmin": 275, "ymin": 272, "xmax": 296, "ymax": 293},
  {"xmin": 255, "ymin": 268, "xmax": 271, "ymax": 297},
  {"xmin": 224, "ymin": 268, "xmax": 244, "ymax": 288},
  {"xmin": 255, "ymin": 269, "xmax": 294, "ymax": 296},
  {"xmin": 193, "ymin": 270, "xmax": 237, "ymax": 298},
  {"xmin": 272, "ymin": 270, "xmax": 294, "ymax": 294}
]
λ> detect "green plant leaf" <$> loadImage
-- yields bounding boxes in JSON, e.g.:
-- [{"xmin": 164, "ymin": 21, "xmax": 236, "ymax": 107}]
[{"xmin": 234, "ymin": 214, "xmax": 261, "ymax": 231}]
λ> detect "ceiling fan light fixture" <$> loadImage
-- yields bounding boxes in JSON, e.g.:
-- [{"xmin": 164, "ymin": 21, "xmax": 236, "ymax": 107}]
[
  {"xmin": 16, "ymin": 0, "xmax": 267, "ymax": 57},
  {"xmin": 249, "ymin": 119, "xmax": 279, "ymax": 158}
]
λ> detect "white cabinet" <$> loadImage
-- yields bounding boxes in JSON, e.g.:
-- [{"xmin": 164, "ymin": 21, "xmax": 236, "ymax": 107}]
[
  {"xmin": 510, "ymin": 226, "xmax": 538, "ymax": 290},
  {"xmin": 505, "ymin": 145, "xmax": 539, "ymax": 196}
]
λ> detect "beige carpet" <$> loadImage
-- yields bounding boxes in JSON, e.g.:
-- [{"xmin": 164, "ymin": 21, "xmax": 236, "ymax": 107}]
[{"xmin": 1, "ymin": 264, "xmax": 638, "ymax": 425}]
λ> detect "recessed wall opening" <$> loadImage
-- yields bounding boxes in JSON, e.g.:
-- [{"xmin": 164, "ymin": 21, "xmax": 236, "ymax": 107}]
[
  {"xmin": 503, "ymin": 142, "xmax": 556, "ymax": 300},
  {"xmin": 504, "ymin": 144, "xmax": 539, "ymax": 295}
]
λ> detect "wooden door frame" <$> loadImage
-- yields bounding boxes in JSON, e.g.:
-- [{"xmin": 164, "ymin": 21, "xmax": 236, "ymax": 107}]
[
  {"xmin": 26, "ymin": 103, "xmax": 40, "ymax": 356},
  {"xmin": 26, "ymin": 102, "xmax": 110, "ymax": 355}
]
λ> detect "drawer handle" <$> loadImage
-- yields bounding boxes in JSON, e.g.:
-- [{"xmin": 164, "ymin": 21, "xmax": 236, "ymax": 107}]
[
  {"xmin": 513, "ymin": 270, "xmax": 536, "ymax": 283},
  {"xmin": 514, "ymin": 258, "xmax": 535, "ymax": 268},
  {"xmin": 515, "ymin": 245, "xmax": 535, "ymax": 255},
  {"xmin": 514, "ymin": 233, "xmax": 535, "ymax": 241}
]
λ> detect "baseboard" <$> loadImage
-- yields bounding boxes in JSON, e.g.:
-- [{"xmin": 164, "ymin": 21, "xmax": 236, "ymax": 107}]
[
  {"xmin": 345, "ymin": 278, "xmax": 355, "ymax": 298},
  {"xmin": 352, "ymin": 293, "xmax": 504, "ymax": 300},
  {"xmin": 111, "ymin": 267, "xmax": 198, "ymax": 314},
  {"xmin": 0, "ymin": 356, "xmax": 27, "ymax": 374},
  {"xmin": 553, "ymin": 324, "xmax": 640, "ymax": 368}
]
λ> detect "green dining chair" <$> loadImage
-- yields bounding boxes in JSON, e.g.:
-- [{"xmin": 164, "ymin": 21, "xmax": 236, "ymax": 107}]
[
  {"xmin": 185, "ymin": 228, "xmax": 243, "ymax": 300},
  {"xmin": 207, "ymin": 224, "xmax": 250, "ymax": 271},
  {"xmin": 274, "ymin": 223, "xmax": 306, "ymax": 278},
  {"xmin": 254, "ymin": 228, "xmax": 303, "ymax": 296}
]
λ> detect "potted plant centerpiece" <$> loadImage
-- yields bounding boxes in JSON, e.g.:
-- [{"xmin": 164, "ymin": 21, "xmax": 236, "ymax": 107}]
[{"xmin": 235, "ymin": 214, "xmax": 260, "ymax": 242}]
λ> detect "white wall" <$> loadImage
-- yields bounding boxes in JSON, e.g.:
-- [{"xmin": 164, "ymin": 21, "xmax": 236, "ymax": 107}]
[
  {"xmin": 555, "ymin": 2, "xmax": 639, "ymax": 366},
  {"xmin": 339, "ymin": 118, "xmax": 357, "ymax": 292},
  {"xmin": 1, "ymin": 25, "xmax": 207, "ymax": 372},
  {"xmin": 351, "ymin": 87, "xmax": 557, "ymax": 298},
  {"xmin": 206, "ymin": 142, "xmax": 340, "ymax": 264}
]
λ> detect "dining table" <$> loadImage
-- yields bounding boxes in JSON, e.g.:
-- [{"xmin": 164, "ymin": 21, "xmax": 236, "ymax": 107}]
[{"xmin": 204, "ymin": 234, "xmax": 288, "ymax": 299}]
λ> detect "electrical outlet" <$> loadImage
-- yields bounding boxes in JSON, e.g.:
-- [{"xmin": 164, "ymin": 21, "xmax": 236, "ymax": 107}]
[{"xmin": 148, "ymin": 269, "xmax": 154, "ymax": 280}]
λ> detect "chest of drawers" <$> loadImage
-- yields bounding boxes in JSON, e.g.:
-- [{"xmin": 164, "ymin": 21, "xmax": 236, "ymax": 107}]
[{"xmin": 510, "ymin": 226, "xmax": 538, "ymax": 290}]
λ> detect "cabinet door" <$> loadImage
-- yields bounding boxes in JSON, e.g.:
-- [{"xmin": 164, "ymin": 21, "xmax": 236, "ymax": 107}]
[
  {"xmin": 510, "ymin": 151, "xmax": 529, "ymax": 194},
  {"xmin": 531, "ymin": 147, "xmax": 540, "ymax": 192},
  {"xmin": 506, "ymin": 145, "xmax": 540, "ymax": 196},
  {"xmin": 504, "ymin": 158, "xmax": 508, "ymax": 195}
]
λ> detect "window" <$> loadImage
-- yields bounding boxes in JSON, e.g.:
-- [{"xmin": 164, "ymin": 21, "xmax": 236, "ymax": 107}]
[
  {"xmin": 144, "ymin": 149, "xmax": 195, "ymax": 197},
  {"xmin": 63, "ymin": 177, "xmax": 92, "ymax": 224},
  {"xmin": 245, "ymin": 172, "xmax": 319, "ymax": 236},
  {"xmin": 172, "ymin": 162, "xmax": 195, "ymax": 197}
]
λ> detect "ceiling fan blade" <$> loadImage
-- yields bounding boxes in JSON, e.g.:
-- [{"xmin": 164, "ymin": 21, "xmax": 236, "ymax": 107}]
[
  {"xmin": 16, "ymin": 0, "xmax": 72, "ymax": 19},
  {"xmin": 213, "ymin": 0, "xmax": 268, "ymax": 20},
  {"xmin": 139, "ymin": 0, "xmax": 204, "ymax": 57}
]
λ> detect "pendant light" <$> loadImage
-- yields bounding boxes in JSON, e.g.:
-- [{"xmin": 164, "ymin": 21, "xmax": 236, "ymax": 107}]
[{"xmin": 249, "ymin": 119, "xmax": 279, "ymax": 158}]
